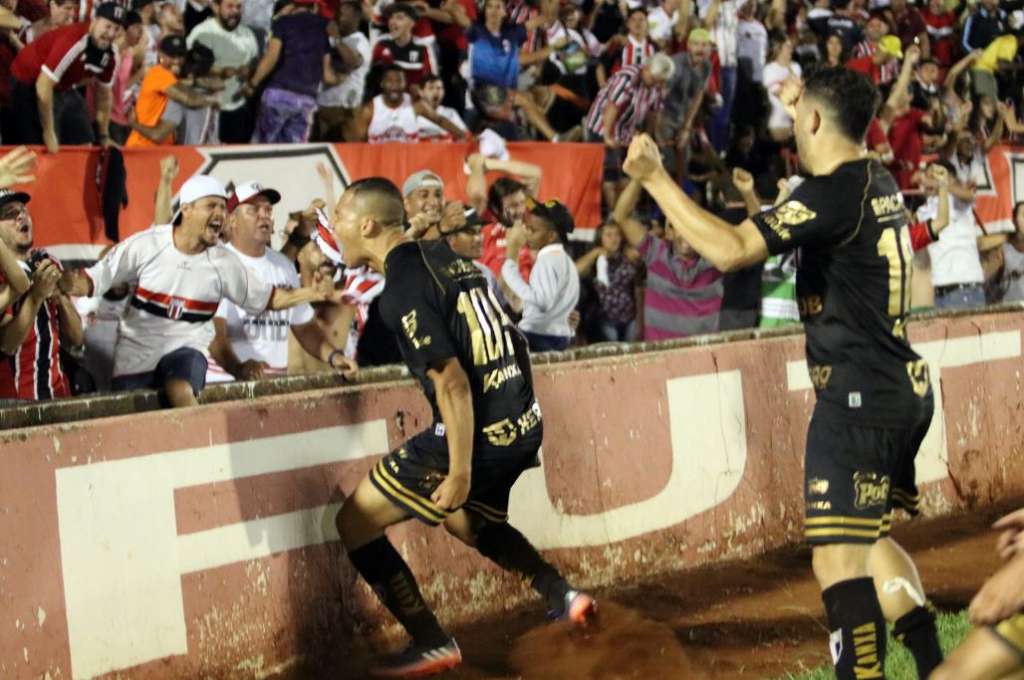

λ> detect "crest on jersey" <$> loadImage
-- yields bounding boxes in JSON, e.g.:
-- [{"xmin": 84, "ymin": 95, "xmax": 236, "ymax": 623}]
[
  {"xmin": 763, "ymin": 200, "xmax": 817, "ymax": 241},
  {"xmin": 167, "ymin": 297, "xmax": 186, "ymax": 320}
]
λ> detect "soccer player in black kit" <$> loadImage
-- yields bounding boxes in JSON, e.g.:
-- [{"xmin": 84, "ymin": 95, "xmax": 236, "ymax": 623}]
[
  {"xmin": 331, "ymin": 178, "xmax": 595, "ymax": 678},
  {"xmin": 624, "ymin": 68, "xmax": 943, "ymax": 679}
]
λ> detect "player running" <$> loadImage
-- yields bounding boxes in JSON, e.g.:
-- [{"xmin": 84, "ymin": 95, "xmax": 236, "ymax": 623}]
[
  {"xmin": 331, "ymin": 177, "xmax": 595, "ymax": 679},
  {"xmin": 931, "ymin": 507, "xmax": 1024, "ymax": 680},
  {"xmin": 624, "ymin": 67, "xmax": 943, "ymax": 679}
]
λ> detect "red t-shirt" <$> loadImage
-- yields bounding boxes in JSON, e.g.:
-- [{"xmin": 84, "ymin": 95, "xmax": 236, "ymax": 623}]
[
  {"xmin": 866, "ymin": 117, "xmax": 888, "ymax": 152},
  {"xmin": 888, "ymin": 108, "xmax": 927, "ymax": 190},
  {"xmin": 433, "ymin": 0, "xmax": 476, "ymax": 51},
  {"xmin": 921, "ymin": 8, "xmax": 956, "ymax": 67},
  {"xmin": 479, "ymin": 222, "xmax": 535, "ymax": 280},
  {"xmin": 11, "ymin": 21, "xmax": 116, "ymax": 91}
]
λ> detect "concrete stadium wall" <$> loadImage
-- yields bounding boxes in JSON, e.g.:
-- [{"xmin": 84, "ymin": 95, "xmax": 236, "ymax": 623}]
[{"xmin": 3, "ymin": 310, "xmax": 1024, "ymax": 679}]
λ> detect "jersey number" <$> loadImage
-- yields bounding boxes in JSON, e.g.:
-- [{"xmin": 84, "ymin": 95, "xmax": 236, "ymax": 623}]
[
  {"xmin": 876, "ymin": 227, "xmax": 913, "ymax": 322},
  {"xmin": 456, "ymin": 288, "xmax": 514, "ymax": 366}
]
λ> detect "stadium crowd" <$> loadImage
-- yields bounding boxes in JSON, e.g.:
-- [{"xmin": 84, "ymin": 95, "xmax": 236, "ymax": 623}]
[{"xmin": 2, "ymin": 0, "xmax": 1024, "ymax": 406}]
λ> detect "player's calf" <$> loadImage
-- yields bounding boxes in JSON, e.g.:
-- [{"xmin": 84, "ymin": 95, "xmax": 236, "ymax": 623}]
[{"xmin": 814, "ymin": 545, "xmax": 887, "ymax": 680}]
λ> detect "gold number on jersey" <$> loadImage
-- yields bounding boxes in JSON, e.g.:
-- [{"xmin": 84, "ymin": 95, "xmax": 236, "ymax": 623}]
[
  {"xmin": 456, "ymin": 288, "xmax": 514, "ymax": 366},
  {"xmin": 876, "ymin": 226, "xmax": 914, "ymax": 324}
]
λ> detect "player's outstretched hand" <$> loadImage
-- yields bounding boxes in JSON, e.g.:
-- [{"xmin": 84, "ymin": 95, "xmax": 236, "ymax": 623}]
[
  {"xmin": 969, "ymin": 552, "xmax": 1024, "ymax": 625},
  {"xmin": 431, "ymin": 472, "xmax": 470, "ymax": 511},
  {"xmin": 622, "ymin": 134, "xmax": 663, "ymax": 181},
  {"xmin": 994, "ymin": 507, "xmax": 1024, "ymax": 559},
  {"xmin": 0, "ymin": 146, "xmax": 36, "ymax": 188}
]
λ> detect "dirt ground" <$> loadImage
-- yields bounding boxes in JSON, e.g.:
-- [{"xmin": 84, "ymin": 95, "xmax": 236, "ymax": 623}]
[{"xmin": 333, "ymin": 502, "xmax": 1019, "ymax": 680}]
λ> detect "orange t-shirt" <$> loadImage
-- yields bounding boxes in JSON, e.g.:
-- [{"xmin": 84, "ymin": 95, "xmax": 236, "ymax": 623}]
[{"xmin": 125, "ymin": 64, "xmax": 177, "ymax": 147}]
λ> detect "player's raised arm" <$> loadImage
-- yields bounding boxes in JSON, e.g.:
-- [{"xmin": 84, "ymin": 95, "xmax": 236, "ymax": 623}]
[{"xmin": 624, "ymin": 134, "xmax": 769, "ymax": 272}]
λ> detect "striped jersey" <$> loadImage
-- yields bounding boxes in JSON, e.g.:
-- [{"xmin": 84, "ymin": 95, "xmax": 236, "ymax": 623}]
[
  {"xmin": 0, "ymin": 264, "xmax": 70, "ymax": 400},
  {"xmin": 585, "ymin": 64, "xmax": 665, "ymax": 146},
  {"xmin": 610, "ymin": 36, "xmax": 655, "ymax": 74},
  {"xmin": 638, "ymin": 233, "xmax": 723, "ymax": 340},
  {"xmin": 83, "ymin": 224, "xmax": 274, "ymax": 377}
]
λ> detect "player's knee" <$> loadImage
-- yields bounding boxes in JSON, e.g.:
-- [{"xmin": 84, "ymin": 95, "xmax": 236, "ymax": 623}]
[{"xmin": 812, "ymin": 544, "xmax": 871, "ymax": 589}]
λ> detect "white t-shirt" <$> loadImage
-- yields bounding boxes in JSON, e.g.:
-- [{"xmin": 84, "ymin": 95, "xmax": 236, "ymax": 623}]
[
  {"xmin": 187, "ymin": 17, "xmax": 260, "ymax": 113},
  {"xmin": 417, "ymin": 105, "xmax": 468, "ymax": 141},
  {"xmin": 648, "ymin": 6, "xmax": 680, "ymax": 45},
  {"xmin": 763, "ymin": 60, "xmax": 801, "ymax": 130},
  {"xmin": 918, "ymin": 195, "xmax": 984, "ymax": 287},
  {"xmin": 206, "ymin": 245, "xmax": 314, "ymax": 383},
  {"xmin": 317, "ymin": 31, "xmax": 372, "ymax": 109},
  {"xmin": 698, "ymin": 0, "xmax": 739, "ymax": 66},
  {"xmin": 737, "ymin": 18, "xmax": 768, "ymax": 83},
  {"xmin": 83, "ymin": 224, "xmax": 274, "ymax": 377}
]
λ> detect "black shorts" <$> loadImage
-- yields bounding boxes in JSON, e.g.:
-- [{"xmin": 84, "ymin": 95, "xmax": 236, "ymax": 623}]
[
  {"xmin": 993, "ymin": 613, "xmax": 1024, "ymax": 660},
  {"xmin": 804, "ymin": 396, "xmax": 934, "ymax": 545},
  {"xmin": 370, "ymin": 412, "xmax": 543, "ymax": 526}
]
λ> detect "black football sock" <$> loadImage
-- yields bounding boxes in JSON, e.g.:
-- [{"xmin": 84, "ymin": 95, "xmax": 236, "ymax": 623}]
[
  {"xmin": 893, "ymin": 605, "xmax": 943, "ymax": 677},
  {"xmin": 474, "ymin": 522, "xmax": 571, "ymax": 612},
  {"xmin": 347, "ymin": 537, "xmax": 450, "ymax": 648},
  {"xmin": 822, "ymin": 577, "xmax": 887, "ymax": 680}
]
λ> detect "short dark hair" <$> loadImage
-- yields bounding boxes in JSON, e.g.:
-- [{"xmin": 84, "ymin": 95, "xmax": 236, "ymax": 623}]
[
  {"xmin": 802, "ymin": 66, "xmax": 880, "ymax": 143},
  {"xmin": 488, "ymin": 177, "xmax": 526, "ymax": 222},
  {"xmin": 379, "ymin": 63, "xmax": 405, "ymax": 81},
  {"xmin": 422, "ymin": 74, "xmax": 443, "ymax": 87},
  {"xmin": 626, "ymin": 7, "xmax": 646, "ymax": 20},
  {"xmin": 347, "ymin": 177, "xmax": 406, "ymax": 227}
]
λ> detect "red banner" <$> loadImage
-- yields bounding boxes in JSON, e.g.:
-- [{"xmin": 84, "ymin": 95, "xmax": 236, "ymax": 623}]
[
  {"xmin": 974, "ymin": 145, "xmax": 1024, "ymax": 233},
  {"xmin": 0, "ymin": 142, "xmax": 604, "ymax": 258}
]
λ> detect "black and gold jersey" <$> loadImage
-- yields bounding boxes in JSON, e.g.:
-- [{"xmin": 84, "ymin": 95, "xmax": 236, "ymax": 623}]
[
  {"xmin": 752, "ymin": 158, "xmax": 931, "ymax": 425},
  {"xmin": 378, "ymin": 240, "xmax": 536, "ymax": 445}
]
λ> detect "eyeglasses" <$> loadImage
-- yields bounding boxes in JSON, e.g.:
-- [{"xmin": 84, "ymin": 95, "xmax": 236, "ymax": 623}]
[
  {"xmin": 0, "ymin": 205, "xmax": 27, "ymax": 221},
  {"xmin": 442, "ymin": 225, "xmax": 482, "ymax": 238}
]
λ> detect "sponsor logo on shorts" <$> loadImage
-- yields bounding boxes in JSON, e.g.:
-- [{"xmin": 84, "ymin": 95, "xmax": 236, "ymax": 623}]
[
  {"xmin": 799, "ymin": 295, "xmax": 824, "ymax": 317},
  {"xmin": 853, "ymin": 472, "xmax": 890, "ymax": 510},
  {"xmin": 808, "ymin": 500, "xmax": 832, "ymax": 511},
  {"xmin": 808, "ymin": 478, "xmax": 830, "ymax": 496}
]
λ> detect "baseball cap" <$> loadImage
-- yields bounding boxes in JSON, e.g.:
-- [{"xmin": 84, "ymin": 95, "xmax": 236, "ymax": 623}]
[
  {"xmin": 159, "ymin": 34, "xmax": 187, "ymax": 57},
  {"xmin": 527, "ymin": 198, "xmax": 575, "ymax": 239},
  {"xmin": 402, "ymin": 170, "xmax": 444, "ymax": 197},
  {"xmin": 227, "ymin": 181, "xmax": 282, "ymax": 212},
  {"xmin": 95, "ymin": 2, "xmax": 130, "ymax": 26},
  {"xmin": 171, "ymin": 175, "xmax": 228, "ymax": 224},
  {"xmin": 879, "ymin": 35, "xmax": 903, "ymax": 59},
  {"xmin": 0, "ymin": 188, "xmax": 31, "ymax": 209},
  {"xmin": 688, "ymin": 27, "xmax": 712, "ymax": 45}
]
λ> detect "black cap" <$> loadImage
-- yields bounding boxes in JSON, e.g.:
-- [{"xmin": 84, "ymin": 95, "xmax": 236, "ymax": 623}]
[
  {"xmin": 464, "ymin": 207, "xmax": 484, "ymax": 229},
  {"xmin": 0, "ymin": 188, "xmax": 31, "ymax": 209},
  {"xmin": 383, "ymin": 2, "xmax": 419, "ymax": 21},
  {"xmin": 159, "ymin": 34, "xmax": 187, "ymax": 57},
  {"xmin": 528, "ymin": 198, "xmax": 575, "ymax": 239},
  {"xmin": 95, "ymin": 2, "xmax": 130, "ymax": 27}
]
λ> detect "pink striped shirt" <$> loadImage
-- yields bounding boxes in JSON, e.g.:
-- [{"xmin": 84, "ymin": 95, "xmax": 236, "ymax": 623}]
[{"xmin": 638, "ymin": 233, "xmax": 723, "ymax": 341}]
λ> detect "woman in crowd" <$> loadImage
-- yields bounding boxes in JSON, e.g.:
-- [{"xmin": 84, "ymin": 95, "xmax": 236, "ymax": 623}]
[{"xmin": 576, "ymin": 221, "xmax": 643, "ymax": 342}]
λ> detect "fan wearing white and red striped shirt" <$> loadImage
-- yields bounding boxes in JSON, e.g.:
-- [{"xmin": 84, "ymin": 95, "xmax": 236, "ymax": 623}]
[
  {"xmin": 0, "ymin": 187, "xmax": 82, "ymax": 403},
  {"xmin": 603, "ymin": 8, "xmax": 655, "ymax": 81},
  {"xmin": 206, "ymin": 181, "xmax": 355, "ymax": 384},
  {"xmin": 59, "ymin": 175, "xmax": 347, "ymax": 408}
]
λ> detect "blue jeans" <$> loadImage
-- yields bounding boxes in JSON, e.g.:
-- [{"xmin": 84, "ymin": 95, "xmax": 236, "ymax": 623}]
[
  {"xmin": 934, "ymin": 283, "xmax": 986, "ymax": 310},
  {"xmin": 112, "ymin": 347, "xmax": 208, "ymax": 398},
  {"xmin": 523, "ymin": 331, "xmax": 571, "ymax": 352},
  {"xmin": 710, "ymin": 65, "xmax": 737, "ymax": 152}
]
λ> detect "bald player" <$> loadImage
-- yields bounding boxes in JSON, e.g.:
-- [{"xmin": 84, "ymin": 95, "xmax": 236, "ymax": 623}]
[
  {"xmin": 332, "ymin": 177, "xmax": 595, "ymax": 678},
  {"xmin": 624, "ymin": 67, "xmax": 942, "ymax": 679}
]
